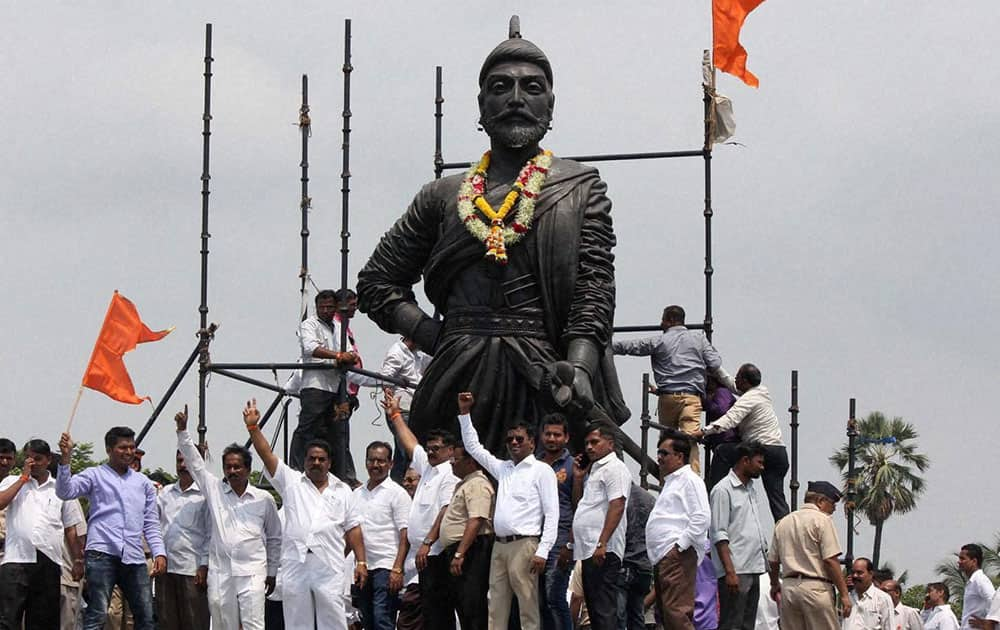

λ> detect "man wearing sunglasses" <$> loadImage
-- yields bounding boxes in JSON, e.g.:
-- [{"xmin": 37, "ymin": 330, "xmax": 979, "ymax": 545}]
[{"xmin": 457, "ymin": 391, "xmax": 559, "ymax": 630}]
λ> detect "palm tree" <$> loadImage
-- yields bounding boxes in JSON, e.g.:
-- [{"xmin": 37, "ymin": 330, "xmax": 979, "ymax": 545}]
[{"xmin": 830, "ymin": 411, "xmax": 930, "ymax": 568}]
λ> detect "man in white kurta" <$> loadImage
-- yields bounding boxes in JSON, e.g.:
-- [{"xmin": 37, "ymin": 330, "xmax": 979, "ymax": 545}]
[
  {"xmin": 244, "ymin": 398, "xmax": 368, "ymax": 630},
  {"xmin": 176, "ymin": 409, "xmax": 281, "ymax": 630}
]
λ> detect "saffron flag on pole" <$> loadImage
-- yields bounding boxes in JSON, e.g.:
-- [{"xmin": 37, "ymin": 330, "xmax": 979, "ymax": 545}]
[
  {"xmin": 713, "ymin": 0, "xmax": 766, "ymax": 87},
  {"xmin": 81, "ymin": 291, "xmax": 172, "ymax": 404}
]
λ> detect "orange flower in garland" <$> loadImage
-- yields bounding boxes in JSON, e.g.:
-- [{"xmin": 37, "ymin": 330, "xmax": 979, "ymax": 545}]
[{"xmin": 457, "ymin": 149, "xmax": 552, "ymax": 264}]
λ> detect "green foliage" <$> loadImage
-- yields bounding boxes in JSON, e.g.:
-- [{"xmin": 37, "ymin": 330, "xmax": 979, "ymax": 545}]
[
  {"xmin": 70, "ymin": 442, "xmax": 101, "ymax": 474},
  {"xmin": 250, "ymin": 470, "xmax": 282, "ymax": 508},
  {"xmin": 829, "ymin": 411, "xmax": 929, "ymax": 565},
  {"xmin": 901, "ymin": 583, "xmax": 926, "ymax": 610}
]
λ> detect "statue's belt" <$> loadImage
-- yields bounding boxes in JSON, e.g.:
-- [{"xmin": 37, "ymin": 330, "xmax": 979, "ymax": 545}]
[{"xmin": 443, "ymin": 309, "xmax": 547, "ymax": 338}]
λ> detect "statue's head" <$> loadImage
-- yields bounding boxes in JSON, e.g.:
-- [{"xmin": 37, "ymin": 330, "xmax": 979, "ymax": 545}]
[{"xmin": 478, "ymin": 18, "xmax": 554, "ymax": 150}]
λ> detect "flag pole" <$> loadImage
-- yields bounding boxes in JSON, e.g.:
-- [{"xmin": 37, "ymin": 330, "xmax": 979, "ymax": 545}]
[{"xmin": 66, "ymin": 386, "xmax": 85, "ymax": 434}]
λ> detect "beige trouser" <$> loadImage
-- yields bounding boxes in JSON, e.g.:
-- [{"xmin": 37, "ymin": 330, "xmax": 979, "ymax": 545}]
[
  {"xmin": 61, "ymin": 583, "xmax": 82, "ymax": 630},
  {"xmin": 488, "ymin": 536, "xmax": 540, "ymax": 630},
  {"xmin": 779, "ymin": 577, "xmax": 839, "ymax": 630},
  {"xmin": 657, "ymin": 393, "xmax": 703, "ymax": 473}
]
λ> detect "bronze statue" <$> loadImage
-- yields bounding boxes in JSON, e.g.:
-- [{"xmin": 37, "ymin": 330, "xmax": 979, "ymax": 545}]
[{"xmin": 358, "ymin": 18, "xmax": 629, "ymax": 454}]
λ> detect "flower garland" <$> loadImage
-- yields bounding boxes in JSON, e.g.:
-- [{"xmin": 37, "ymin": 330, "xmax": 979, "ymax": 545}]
[{"xmin": 457, "ymin": 149, "xmax": 553, "ymax": 264}]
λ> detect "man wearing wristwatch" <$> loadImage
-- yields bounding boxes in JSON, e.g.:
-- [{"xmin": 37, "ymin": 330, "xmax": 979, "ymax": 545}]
[
  {"xmin": 383, "ymin": 391, "xmax": 460, "ymax": 630},
  {"xmin": 438, "ymin": 442, "xmax": 495, "ymax": 630}
]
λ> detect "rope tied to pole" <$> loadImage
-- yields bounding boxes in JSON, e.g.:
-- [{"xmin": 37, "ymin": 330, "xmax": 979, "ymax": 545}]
[{"xmin": 299, "ymin": 104, "xmax": 312, "ymax": 137}]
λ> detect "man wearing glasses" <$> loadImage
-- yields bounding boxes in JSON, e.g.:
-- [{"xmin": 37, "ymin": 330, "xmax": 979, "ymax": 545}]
[
  {"xmin": 645, "ymin": 432, "xmax": 710, "ymax": 629},
  {"xmin": 766, "ymin": 481, "xmax": 852, "ymax": 630},
  {"xmin": 457, "ymin": 391, "xmax": 559, "ymax": 630}
]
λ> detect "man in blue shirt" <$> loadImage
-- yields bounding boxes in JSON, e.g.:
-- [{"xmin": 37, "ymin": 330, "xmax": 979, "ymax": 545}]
[{"xmin": 538, "ymin": 414, "xmax": 574, "ymax": 630}]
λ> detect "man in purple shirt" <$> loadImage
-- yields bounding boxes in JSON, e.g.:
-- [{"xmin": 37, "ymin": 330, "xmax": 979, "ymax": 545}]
[{"xmin": 57, "ymin": 427, "xmax": 166, "ymax": 630}]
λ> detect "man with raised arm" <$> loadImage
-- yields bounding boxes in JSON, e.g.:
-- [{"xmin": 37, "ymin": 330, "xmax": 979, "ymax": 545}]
[
  {"xmin": 457, "ymin": 391, "xmax": 559, "ymax": 630},
  {"xmin": 383, "ymin": 391, "xmax": 459, "ymax": 630},
  {"xmin": 174, "ymin": 407, "xmax": 281, "ymax": 630},
  {"xmin": 56, "ymin": 427, "xmax": 166, "ymax": 630},
  {"xmin": 243, "ymin": 399, "xmax": 368, "ymax": 630}
]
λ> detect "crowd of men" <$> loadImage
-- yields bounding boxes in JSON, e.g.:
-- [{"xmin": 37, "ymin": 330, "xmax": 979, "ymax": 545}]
[{"xmin": 1, "ymin": 298, "xmax": 998, "ymax": 630}]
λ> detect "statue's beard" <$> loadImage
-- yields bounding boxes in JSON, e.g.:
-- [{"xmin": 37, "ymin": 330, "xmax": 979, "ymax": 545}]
[{"xmin": 481, "ymin": 112, "xmax": 550, "ymax": 149}]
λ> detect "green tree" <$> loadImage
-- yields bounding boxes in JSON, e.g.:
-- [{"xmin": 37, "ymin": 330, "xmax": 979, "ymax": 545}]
[
  {"xmin": 70, "ymin": 442, "xmax": 101, "ymax": 474},
  {"xmin": 830, "ymin": 411, "xmax": 929, "ymax": 568}
]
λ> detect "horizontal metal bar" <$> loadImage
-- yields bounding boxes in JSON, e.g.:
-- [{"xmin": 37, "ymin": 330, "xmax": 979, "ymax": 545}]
[
  {"xmin": 614, "ymin": 323, "xmax": 707, "ymax": 333},
  {"xmin": 207, "ymin": 363, "xmax": 416, "ymax": 389},
  {"xmin": 441, "ymin": 149, "xmax": 705, "ymax": 171},
  {"xmin": 209, "ymin": 368, "xmax": 299, "ymax": 397},
  {"xmin": 641, "ymin": 420, "xmax": 675, "ymax": 434}
]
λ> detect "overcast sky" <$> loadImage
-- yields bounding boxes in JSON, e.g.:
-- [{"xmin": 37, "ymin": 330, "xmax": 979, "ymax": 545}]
[{"xmin": 2, "ymin": 2, "xmax": 997, "ymax": 584}]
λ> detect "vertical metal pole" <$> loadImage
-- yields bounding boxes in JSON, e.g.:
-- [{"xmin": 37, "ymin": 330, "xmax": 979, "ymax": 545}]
[
  {"xmin": 845, "ymin": 397, "xmax": 858, "ymax": 566},
  {"xmin": 299, "ymin": 75, "xmax": 311, "ymax": 319},
  {"xmin": 701, "ymin": 64, "xmax": 715, "ymax": 477},
  {"xmin": 197, "ymin": 24, "xmax": 214, "ymax": 449},
  {"xmin": 434, "ymin": 66, "xmax": 444, "ymax": 179},
  {"xmin": 639, "ymin": 372, "xmax": 651, "ymax": 489},
  {"xmin": 338, "ymin": 18, "xmax": 353, "ymax": 353},
  {"xmin": 282, "ymin": 400, "xmax": 291, "ymax": 460},
  {"xmin": 788, "ymin": 370, "xmax": 800, "ymax": 510}
]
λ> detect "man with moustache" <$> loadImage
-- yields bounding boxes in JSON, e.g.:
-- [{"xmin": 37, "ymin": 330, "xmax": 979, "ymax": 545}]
[
  {"xmin": 175, "ymin": 407, "xmax": 281, "ymax": 630},
  {"xmin": 0, "ymin": 439, "xmax": 84, "ymax": 628},
  {"xmin": 879, "ymin": 579, "xmax": 923, "ymax": 630},
  {"xmin": 156, "ymin": 442, "xmax": 211, "ymax": 630},
  {"xmin": 244, "ymin": 399, "xmax": 368, "ymax": 630},
  {"xmin": 923, "ymin": 583, "xmax": 958, "ymax": 630},
  {"xmin": 57, "ymin": 427, "xmax": 166, "ymax": 630},
  {"xmin": 846, "ymin": 558, "xmax": 894, "ymax": 630},
  {"xmin": 383, "ymin": 392, "xmax": 459, "ymax": 630},
  {"xmin": 709, "ymin": 442, "xmax": 770, "ymax": 630},
  {"xmin": 457, "ymin": 391, "xmax": 560, "ymax": 630},
  {"xmin": 354, "ymin": 441, "xmax": 411, "ymax": 630},
  {"xmin": 358, "ymin": 20, "xmax": 629, "ymax": 459},
  {"xmin": 538, "ymin": 414, "xmax": 575, "ymax": 630}
]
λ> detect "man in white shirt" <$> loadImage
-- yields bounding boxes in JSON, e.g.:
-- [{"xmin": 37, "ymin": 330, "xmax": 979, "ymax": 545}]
[
  {"xmin": 354, "ymin": 440, "xmax": 412, "ymax": 630},
  {"xmin": 694, "ymin": 364, "xmax": 789, "ymax": 522},
  {"xmin": 959, "ymin": 544, "xmax": 996, "ymax": 630},
  {"xmin": 383, "ymin": 392, "xmax": 459, "ymax": 630},
  {"xmin": 710, "ymin": 442, "xmax": 769, "ymax": 630},
  {"xmin": 0, "ymin": 438, "xmax": 15, "ymax": 565},
  {"xmin": 969, "ymin": 589, "xmax": 1000, "ymax": 629},
  {"xmin": 457, "ymin": 391, "xmax": 560, "ymax": 630},
  {"xmin": 378, "ymin": 337, "xmax": 431, "ymax": 481},
  {"xmin": 0, "ymin": 439, "xmax": 84, "ymax": 628},
  {"xmin": 291, "ymin": 289, "xmax": 360, "ymax": 478},
  {"xmin": 880, "ymin": 579, "xmax": 923, "ymax": 630},
  {"xmin": 846, "ymin": 557, "xmax": 894, "ymax": 630},
  {"xmin": 923, "ymin": 583, "xmax": 959, "ymax": 630},
  {"xmin": 645, "ymin": 432, "xmax": 710, "ymax": 630},
  {"xmin": 176, "ymin": 407, "xmax": 282, "ymax": 630},
  {"xmin": 244, "ymin": 398, "xmax": 368, "ymax": 630},
  {"xmin": 566, "ymin": 424, "xmax": 630, "ymax": 630},
  {"xmin": 156, "ymin": 445, "xmax": 211, "ymax": 630}
]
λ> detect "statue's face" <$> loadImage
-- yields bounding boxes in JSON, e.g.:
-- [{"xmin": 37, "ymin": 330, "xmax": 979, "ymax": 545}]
[{"xmin": 479, "ymin": 60, "xmax": 553, "ymax": 150}]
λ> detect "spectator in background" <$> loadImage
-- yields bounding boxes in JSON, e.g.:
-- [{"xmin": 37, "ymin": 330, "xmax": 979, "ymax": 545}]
[
  {"xmin": 0, "ymin": 439, "xmax": 85, "ymax": 629},
  {"xmin": 457, "ymin": 391, "xmax": 559, "ymax": 630},
  {"xmin": 710, "ymin": 442, "xmax": 769, "ymax": 630},
  {"xmin": 57, "ymin": 428, "xmax": 166, "ymax": 630},
  {"xmin": 847, "ymin": 557, "xmax": 894, "ymax": 630},
  {"xmin": 383, "ymin": 393, "xmax": 459, "ymax": 630},
  {"xmin": 396, "ymin": 467, "xmax": 423, "ymax": 630},
  {"xmin": 703, "ymin": 373, "xmax": 739, "ymax": 492},
  {"xmin": 538, "ymin": 414, "xmax": 575, "ymax": 630},
  {"xmin": 960, "ymin": 544, "xmax": 996, "ymax": 630},
  {"xmin": 879, "ymin": 579, "xmax": 923, "ymax": 630},
  {"xmin": 156, "ymin": 445, "xmax": 211, "ymax": 630},
  {"xmin": 620, "ymin": 483, "xmax": 656, "ymax": 630},
  {"xmin": 613, "ymin": 305, "xmax": 738, "ymax": 473},
  {"xmin": 439, "ymin": 442, "xmax": 495, "ymax": 630},
  {"xmin": 694, "ymin": 364, "xmax": 789, "ymax": 522},
  {"xmin": 645, "ymin": 432, "xmax": 711, "ymax": 630},
  {"xmin": 176, "ymin": 408, "xmax": 281, "ymax": 630},
  {"xmin": 923, "ymin": 583, "xmax": 958, "ymax": 630},
  {"xmin": 378, "ymin": 337, "xmax": 431, "ymax": 482},
  {"xmin": 354, "ymin": 441, "xmax": 411, "ymax": 630}
]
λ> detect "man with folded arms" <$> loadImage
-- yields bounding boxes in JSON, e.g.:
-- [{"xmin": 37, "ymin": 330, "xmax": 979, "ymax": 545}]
[
  {"xmin": 457, "ymin": 391, "xmax": 559, "ymax": 630},
  {"xmin": 57, "ymin": 428, "xmax": 166, "ymax": 630},
  {"xmin": 0, "ymin": 439, "xmax": 84, "ymax": 628},
  {"xmin": 156, "ymin": 444, "xmax": 211, "ymax": 629},
  {"xmin": 175, "ymin": 407, "xmax": 281, "ymax": 630}
]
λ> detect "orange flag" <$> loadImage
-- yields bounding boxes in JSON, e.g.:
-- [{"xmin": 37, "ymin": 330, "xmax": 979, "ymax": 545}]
[
  {"xmin": 81, "ymin": 291, "xmax": 172, "ymax": 404},
  {"xmin": 713, "ymin": 0, "xmax": 766, "ymax": 88}
]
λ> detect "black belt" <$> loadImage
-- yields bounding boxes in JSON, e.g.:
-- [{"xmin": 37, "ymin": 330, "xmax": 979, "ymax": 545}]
[
  {"xmin": 657, "ymin": 389, "xmax": 699, "ymax": 396},
  {"xmin": 495, "ymin": 534, "xmax": 539, "ymax": 544},
  {"xmin": 444, "ymin": 309, "xmax": 547, "ymax": 338},
  {"xmin": 783, "ymin": 573, "xmax": 831, "ymax": 583}
]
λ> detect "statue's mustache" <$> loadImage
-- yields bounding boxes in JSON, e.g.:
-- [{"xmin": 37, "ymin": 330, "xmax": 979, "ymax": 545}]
[{"xmin": 484, "ymin": 110, "xmax": 543, "ymax": 125}]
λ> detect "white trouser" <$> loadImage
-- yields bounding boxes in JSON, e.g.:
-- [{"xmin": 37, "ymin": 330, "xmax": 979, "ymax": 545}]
[
  {"xmin": 282, "ymin": 551, "xmax": 347, "ymax": 630},
  {"xmin": 207, "ymin": 571, "xmax": 266, "ymax": 630}
]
